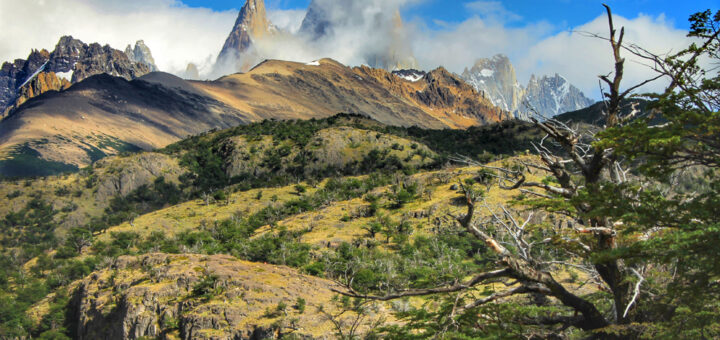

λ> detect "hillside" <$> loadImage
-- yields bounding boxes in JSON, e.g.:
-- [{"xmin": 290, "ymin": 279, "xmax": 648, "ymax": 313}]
[
  {"xmin": 0, "ymin": 59, "xmax": 507, "ymax": 178},
  {"xmin": 0, "ymin": 115, "xmax": 547, "ymax": 339}
]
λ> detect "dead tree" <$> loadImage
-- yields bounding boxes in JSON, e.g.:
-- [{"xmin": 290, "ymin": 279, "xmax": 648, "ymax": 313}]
[{"xmin": 332, "ymin": 4, "xmax": 668, "ymax": 335}]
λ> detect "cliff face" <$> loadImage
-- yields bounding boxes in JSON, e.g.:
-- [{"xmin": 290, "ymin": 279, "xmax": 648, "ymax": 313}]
[
  {"xmin": 4, "ymin": 72, "xmax": 71, "ymax": 115},
  {"xmin": 413, "ymin": 67, "xmax": 507, "ymax": 124},
  {"xmin": 0, "ymin": 36, "xmax": 155, "ymax": 114},
  {"xmin": 524, "ymin": 74, "xmax": 595, "ymax": 118},
  {"xmin": 461, "ymin": 55, "xmax": 524, "ymax": 114},
  {"xmin": 460, "ymin": 54, "xmax": 595, "ymax": 119},
  {"xmin": 125, "ymin": 40, "xmax": 158, "ymax": 72},
  {"xmin": 216, "ymin": 0, "xmax": 275, "ymax": 72},
  {"xmin": 71, "ymin": 254, "xmax": 350, "ymax": 340}
]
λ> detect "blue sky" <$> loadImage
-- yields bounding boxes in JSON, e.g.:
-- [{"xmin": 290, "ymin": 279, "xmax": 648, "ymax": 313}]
[{"xmin": 181, "ymin": 0, "xmax": 717, "ymax": 33}]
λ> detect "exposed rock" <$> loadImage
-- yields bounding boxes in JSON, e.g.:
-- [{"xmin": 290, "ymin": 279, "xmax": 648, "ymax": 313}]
[
  {"xmin": 125, "ymin": 40, "xmax": 159, "ymax": 72},
  {"xmin": 0, "ymin": 49, "xmax": 51, "ymax": 110},
  {"xmin": 0, "ymin": 35, "xmax": 153, "ymax": 113},
  {"xmin": 72, "ymin": 43, "xmax": 150, "ymax": 82},
  {"xmin": 460, "ymin": 54, "xmax": 595, "ymax": 119},
  {"xmin": 524, "ymin": 74, "xmax": 595, "ymax": 119},
  {"xmin": 461, "ymin": 55, "xmax": 524, "ymax": 115},
  {"xmin": 72, "ymin": 254, "xmax": 352, "ymax": 340},
  {"xmin": 3, "ymin": 72, "xmax": 71, "ymax": 115},
  {"xmin": 392, "ymin": 69, "xmax": 426, "ymax": 82},
  {"xmin": 216, "ymin": 0, "xmax": 275, "ymax": 72},
  {"xmin": 47, "ymin": 36, "xmax": 85, "ymax": 73},
  {"xmin": 414, "ymin": 67, "xmax": 508, "ymax": 123},
  {"xmin": 93, "ymin": 152, "xmax": 185, "ymax": 202}
]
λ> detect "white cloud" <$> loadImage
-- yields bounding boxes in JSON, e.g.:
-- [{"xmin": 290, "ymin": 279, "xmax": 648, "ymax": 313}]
[
  {"xmin": 412, "ymin": 12, "xmax": 692, "ymax": 99},
  {"xmin": 267, "ymin": 8, "xmax": 306, "ymax": 34},
  {"xmin": 516, "ymin": 14, "xmax": 692, "ymax": 98},
  {"xmin": 464, "ymin": 1, "xmax": 522, "ymax": 22}
]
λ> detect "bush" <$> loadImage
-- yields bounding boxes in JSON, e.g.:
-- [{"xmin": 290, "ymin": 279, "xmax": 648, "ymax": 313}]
[{"xmin": 191, "ymin": 274, "xmax": 223, "ymax": 302}]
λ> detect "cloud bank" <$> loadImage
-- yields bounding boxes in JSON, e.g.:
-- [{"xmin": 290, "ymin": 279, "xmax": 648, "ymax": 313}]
[{"xmin": 0, "ymin": 0, "xmax": 694, "ymax": 97}]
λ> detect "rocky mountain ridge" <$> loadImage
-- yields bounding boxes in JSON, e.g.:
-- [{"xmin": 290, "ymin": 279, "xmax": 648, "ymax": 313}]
[
  {"xmin": 215, "ymin": 0, "xmax": 276, "ymax": 73},
  {"xmin": 461, "ymin": 54, "xmax": 595, "ymax": 119},
  {"xmin": 0, "ymin": 36, "xmax": 158, "ymax": 115},
  {"xmin": 0, "ymin": 58, "xmax": 506, "ymax": 177}
]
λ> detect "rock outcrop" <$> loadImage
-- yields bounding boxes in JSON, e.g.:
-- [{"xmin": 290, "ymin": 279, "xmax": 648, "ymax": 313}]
[
  {"xmin": 4, "ymin": 72, "xmax": 71, "ymax": 115},
  {"xmin": 524, "ymin": 74, "xmax": 595, "ymax": 119},
  {"xmin": 461, "ymin": 54, "xmax": 595, "ymax": 119},
  {"xmin": 0, "ymin": 36, "xmax": 155, "ymax": 113},
  {"xmin": 125, "ymin": 40, "xmax": 159, "ymax": 72},
  {"xmin": 413, "ymin": 67, "xmax": 508, "ymax": 124},
  {"xmin": 93, "ymin": 152, "xmax": 185, "ymax": 202},
  {"xmin": 461, "ymin": 55, "xmax": 524, "ymax": 114},
  {"xmin": 215, "ymin": 0, "xmax": 275, "ymax": 72},
  {"xmin": 71, "ymin": 254, "xmax": 350, "ymax": 340}
]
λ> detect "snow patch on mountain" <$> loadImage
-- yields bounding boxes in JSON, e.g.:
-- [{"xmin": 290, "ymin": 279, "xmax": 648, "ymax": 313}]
[{"xmin": 392, "ymin": 69, "xmax": 426, "ymax": 83}]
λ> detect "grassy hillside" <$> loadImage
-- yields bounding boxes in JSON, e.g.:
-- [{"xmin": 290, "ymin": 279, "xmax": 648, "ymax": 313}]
[{"xmin": 0, "ymin": 114, "xmax": 552, "ymax": 339}]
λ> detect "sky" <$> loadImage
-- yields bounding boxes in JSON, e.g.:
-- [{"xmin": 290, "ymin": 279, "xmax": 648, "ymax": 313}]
[{"xmin": 0, "ymin": 0, "xmax": 716, "ymax": 99}]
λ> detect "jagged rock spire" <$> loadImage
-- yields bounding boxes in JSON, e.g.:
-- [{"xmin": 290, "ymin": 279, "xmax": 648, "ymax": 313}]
[
  {"xmin": 125, "ymin": 40, "xmax": 158, "ymax": 72},
  {"xmin": 217, "ymin": 0, "xmax": 272, "ymax": 64}
]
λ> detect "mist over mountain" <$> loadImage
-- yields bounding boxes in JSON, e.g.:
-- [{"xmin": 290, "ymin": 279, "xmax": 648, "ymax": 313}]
[{"xmin": 210, "ymin": 0, "xmax": 419, "ymax": 78}]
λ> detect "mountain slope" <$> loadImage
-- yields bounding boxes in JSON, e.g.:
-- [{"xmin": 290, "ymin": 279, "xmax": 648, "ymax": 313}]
[{"xmin": 0, "ymin": 59, "xmax": 506, "ymax": 177}]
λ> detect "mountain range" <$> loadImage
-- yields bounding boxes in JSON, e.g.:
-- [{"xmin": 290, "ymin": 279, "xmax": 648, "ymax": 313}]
[
  {"xmin": 0, "ymin": 0, "xmax": 595, "ymax": 178},
  {"xmin": 461, "ymin": 54, "xmax": 595, "ymax": 119},
  {"xmin": 0, "ymin": 36, "xmax": 158, "ymax": 116},
  {"xmin": 0, "ymin": 58, "xmax": 505, "ymax": 177}
]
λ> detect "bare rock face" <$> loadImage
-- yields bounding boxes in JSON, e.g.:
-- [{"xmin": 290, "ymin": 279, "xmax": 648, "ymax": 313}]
[
  {"xmin": 216, "ymin": 0, "xmax": 274, "ymax": 72},
  {"xmin": 3, "ymin": 72, "xmax": 71, "ymax": 115},
  {"xmin": 0, "ymin": 36, "xmax": 154, "ymax": 113},
  {"xmin": 71, "ymin": 254, "xmax": 348, "ymax": 340},
  {"xmin": 461, "ymin": 55, "xmax": 524, "ymax": 114},
  {"xmin": 125, "ymin": 40, "xmax": 159, "ymax": 72},
  {"xmin": 0, "ymin": 49, "xmax": 51, "ymax": 110},
  {"xmin": 93, "ymin": 152, "xmax": 185, "ymax": 202},
  {"xmin": 461, "ymin": 54, "xmax": 595, "ymax": 119},
  {"xmin": 524, "ymin": 74, "xmax": 595, "ymax": 119},
  {"xmin": 72, "ymin": 43, "xmax": 150, "ymax": 83},
  {"xmin": 415, "ymin": 67, "xmax": 508, "ymax": 123}
]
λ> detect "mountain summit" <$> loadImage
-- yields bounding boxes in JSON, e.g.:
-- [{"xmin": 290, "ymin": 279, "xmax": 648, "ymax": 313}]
[
  {"xmin": 216, "ymin": 0, "xmax": 275, "ymax": 72},
  {"xmin": 461, "ymin": 54, "xmax": 594, "ymax": 119}
]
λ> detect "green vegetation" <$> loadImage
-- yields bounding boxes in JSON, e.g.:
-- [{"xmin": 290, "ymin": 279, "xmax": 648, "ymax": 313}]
[{"xmin": 0, "ymin": 8, "xmax": 716, "ymax": 338}]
